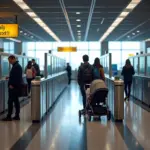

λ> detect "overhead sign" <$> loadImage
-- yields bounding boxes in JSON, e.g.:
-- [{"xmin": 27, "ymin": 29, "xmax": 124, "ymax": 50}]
[
  {"xmin": 58, "ymin": 47, "xmax": 77, "ymax": 52},
  {"xmin": 0, "ymin": 24, "xmax": 19, "ymax": 38},
  {"xmin": 128, "ymin": 54, "xmax": 135, "ymax": 57}
]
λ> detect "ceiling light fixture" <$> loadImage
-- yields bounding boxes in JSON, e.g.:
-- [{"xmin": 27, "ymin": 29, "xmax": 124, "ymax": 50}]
[
  {"xmin": 6, "ymin": 38, "xmax": 21, "ymax": 43},
  {"xmin": 132, "ymin": 33, "xmax": 135, "ymax": 35},
  {"xmin": 20, "ymin": 30, "xmax": 23, "ymax": 33},
  {"xmin": 76, "ymin": 19, "xmax": 81, "ymax": 22},
  {"xmin": 24, "ymin": 33, "xmax": 27, "ymax": 35},
  {"xmin": 99, "ymin": 0, "xmax": 141, "ymax": 42},
  {"xmin": 127, "ymin": 35, "xmax": 130, "ymax": 38},
  {"xmin": 13, "ymin": 0, "xmax": 60, "ymax": 42},
  {"xmin": 137, "ymin": 30, "xmax": 140, "ymax": 33},
  {"xmin": 31, "ymin": 36, "xmax": 34, "ymax": 38},
  {"xmin": 76, "ymin": 12, "xmax": 81, "ymax": 14},
  {"xmin": 77, "ymin": 31, "xmax": 81, "ymax": 33},
  {"xmin": 77, "ymin": 25, "xmax": 81, "ymax": 27}
]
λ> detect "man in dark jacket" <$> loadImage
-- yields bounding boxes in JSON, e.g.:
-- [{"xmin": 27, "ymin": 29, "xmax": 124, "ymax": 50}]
[
  {"xmin": 32, "ymin": 59, "xmax": 40, "ymax": 76},
  {"xmin": 3, "ymin": 55, "xmax": 23, "ymax": 121},
  {"xmin": 78, "ymin": 55, "xmax": 94, "ymax": 110},
  {"xmin": 66, "ymin": 63, "xmax": 72, "ymax": 84}
]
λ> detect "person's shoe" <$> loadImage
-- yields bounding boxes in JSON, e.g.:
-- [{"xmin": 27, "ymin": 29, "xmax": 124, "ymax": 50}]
[
  {"xmin": 12, "ymin": 116, "xmax": 20, "ymax": 121},
  {"xmin": 124, "ymin": 97, "xmax": 128, "ymax": 101},
  {"xmin": 2, "ymin": 117, "xmax": 12, "ymax": 121}
]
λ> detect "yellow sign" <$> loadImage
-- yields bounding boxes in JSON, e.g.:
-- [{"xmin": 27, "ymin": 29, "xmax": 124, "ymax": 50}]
[
  {"xmin": 128, "ymin": 54, "xmax": 135, "ymax": 57},
  {"xmin": 0, "ymin": 24, "xmax": 18, "ymax": 38},
  {"xmin": 58, "ymin": 47, "xmax": 77, "ymax": 52}
]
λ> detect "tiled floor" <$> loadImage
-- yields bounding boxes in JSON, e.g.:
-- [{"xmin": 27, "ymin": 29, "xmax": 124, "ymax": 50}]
[{"xmin": 1, "ymin": 81, "xmax": 150, "ymax": 150}]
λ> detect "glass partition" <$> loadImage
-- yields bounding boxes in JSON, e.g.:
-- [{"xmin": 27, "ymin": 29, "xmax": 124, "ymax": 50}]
[
  {"xmin": 147, "ymin": 56, "xmax": 150, "ymax": 76},
  {"xmin": 1, "ymin": 56, "xmax": 9, "ymax": 77},
  {"xmin": 23, "ymin": 58, "xmax": 28, "ymax": 72},
  {"xmin": 139, "ymin": 57, "xmax": 145, "ymax": 75},
  {"xmin": 134, "ymin": 57, "xmax": 138, "ymax": 74}
]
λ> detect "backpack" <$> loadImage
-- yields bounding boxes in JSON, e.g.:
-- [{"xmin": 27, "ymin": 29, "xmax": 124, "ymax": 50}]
[
  {"xmin": 93, "ymin": 67, "xmax": 100, "ymax": 79},
  {"xmin": 82, "ymin": 65, "xmax": 93, "ymax": 83},
  {"xmin": 26, "ymin": 68, "xmax": 33, "ymax": 79}
]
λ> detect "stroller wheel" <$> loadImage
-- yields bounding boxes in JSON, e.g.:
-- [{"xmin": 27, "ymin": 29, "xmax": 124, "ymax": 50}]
[
  {"xmin": 88, "ymin": 115, "xmax": 91, "ymax": 121},
  {"xmin": 107, "ymin": 110, "xmax": 111, "ymax": 120}
]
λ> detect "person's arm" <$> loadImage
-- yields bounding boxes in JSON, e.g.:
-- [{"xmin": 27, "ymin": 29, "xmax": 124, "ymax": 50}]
[
  {"xmin": 121, "ymin": 67, "xmax": 124, "ymax": 76},
  {"xmin": 77, "ymin": 67, "xmax": 82, "ymax": 85}
]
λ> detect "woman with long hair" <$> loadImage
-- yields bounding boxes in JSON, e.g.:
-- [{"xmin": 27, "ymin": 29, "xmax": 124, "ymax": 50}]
[
  {"xmin": 25, "ymin": 61, "xmax": 36, "ymax": 95},
  {"xmin": 93, "ymin": 57, "xmax": 105, "ymax": 81},
  {"xmin": 121, "ymin": 59, "xmax": 135, "ymax": 101}
]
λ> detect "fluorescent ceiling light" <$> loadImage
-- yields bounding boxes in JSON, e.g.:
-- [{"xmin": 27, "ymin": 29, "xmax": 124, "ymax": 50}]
[
  {"xmin": 137, "ymin": 30, "xmax": 140, "ymax": 33},
  {"xmin": 13, "ymin": 0, "xmax": 60, "ymax": 42},
  {"xmin": 77, "ymin": 25, "xmax": 81, "ymax": 27},
  {"xmin": 17, "ymin": 2, "xmax": 30, "ymax": 10},
  {"xmin": 76, "ymin": 19, "xmax": 81, "ymax": 22},
  {"xmin": 99, "ymin": 0, "xmax": 141, "ymax": 42},
  {"xmin": 76, "ymin": 12, "xmax": 81, "ymax": 14},
  {"xmin": 127, "ymin": 35, "xmax": 130, "ymax": 38},
  {"xmin": 20, "ymin": 30, "xmax": 23, "ymax": 33},
  {"xmin": 120, "ymin": 11, "xmax": 130, "ymax": 17},
  {"xmin": 77, "ymin": 31, "xmax": 81, "ymax": 33},
  {"xmin": 26, "ymin": 12, "xmax": 37, "ymax": 18},
  {"xmin": 24, "ymin": 33, "xmax": 27, "ymax": 35},
  {"xmin": 132, "ymin": 33, "xmax": 135, "ymax": 35}
]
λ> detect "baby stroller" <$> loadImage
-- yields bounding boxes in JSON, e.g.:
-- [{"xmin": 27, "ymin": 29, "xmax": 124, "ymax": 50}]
[{"xmin": 79, "ymin": 80, "xmax": 111, "ymax": 121}]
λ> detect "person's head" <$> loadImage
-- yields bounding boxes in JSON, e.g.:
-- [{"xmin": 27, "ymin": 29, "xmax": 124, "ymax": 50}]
[
  {"xmin": 125, "ymin": 59, "xmax": 131, "ymax": 66},
  {"xmin": 67, "ymin": 63, "xmax": 69, "ymax": 66},
  {"xmin": 82, "ymin": 55, "xmax": 89, "ymax": 63},
  {"xmin": 94, "ymin": 57, "xmax": 100, "ymax": 66},
  {"xmin": 32, "ymin": 59, "xmax": 36, "ymax": 64},
  {"xmin": 27, "ymin": 61, "xmax": 32, "ymax": 69},
  {"xmin": 8, "ymin": 55, "xmax": 17, "ymax": 64}
]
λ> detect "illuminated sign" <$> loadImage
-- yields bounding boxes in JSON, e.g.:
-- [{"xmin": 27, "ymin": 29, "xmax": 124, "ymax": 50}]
[
  {"xmin": 128, "ymin": 54, "xmax": 135, "ymax": 57},
  {"xmin": 0, "ymin": 24, "xmax": 18, "ymax": 38},
  {"xmin": 58, "ymin": 47, "xmax": 77, "ymax": 52}
]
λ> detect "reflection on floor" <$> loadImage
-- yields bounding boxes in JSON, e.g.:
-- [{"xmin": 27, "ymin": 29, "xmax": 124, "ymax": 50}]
[{"xmin": 0, "ymin": 81, "xmax": 150, "ymax": 150}]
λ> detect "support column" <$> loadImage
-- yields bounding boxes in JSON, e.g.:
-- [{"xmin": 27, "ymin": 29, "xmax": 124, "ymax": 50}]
[
  {"xmin": 101, "ymin": 41, "xmax": 108, "ymax": 56},
  {"xmin": 146, "ymin": 41, "xmax": 150, "ymax": 53},
  {"xmin": 0, "ymin": 39, "xmax": 4, "ymax": 52},
  {"xmin": 14, "ymin": 42, "xmax": 22, "ymax": 55}
]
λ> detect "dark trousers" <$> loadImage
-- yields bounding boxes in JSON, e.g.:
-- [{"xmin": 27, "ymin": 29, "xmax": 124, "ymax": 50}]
[
  {"xmin": 124, "ymin": 81, "xmax": 132, "ymax": 98},
  {"xmin": 80, "ymin": 85, "xmax": 86, "ymax": 109},
  {"xmin": 8, "ymin": 88, "xmax": 20, "ymax": 118},
  {"xmin": 68, "ymin": 75, "xmax": 71, "ymax": 85},
  {"xmin": 27, "ymin": 78, "xmax": 33, "ymax": 93}
]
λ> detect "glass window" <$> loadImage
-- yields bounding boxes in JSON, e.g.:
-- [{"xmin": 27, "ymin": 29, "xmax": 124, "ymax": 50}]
[
  {"xmin": 89, "ymin": 42, "xmax": 100, "ymax": 50},
  {"xmin": 70, "ymin": 42, "xmax": 88, "ymax": 50},
  {"xmin": 36, "ymin": 42, "xmax": 52, "ymax": 50},
  {"xmin": 10, "ymin": 42, "xmax": 14, "ymax": 50},
  {"xmin": 70, "ymin": 51, "xmax": 88, "ymax": 70},
  {"xmin": 4, "ymin": 42, "xmax": 9, "ymax": 50},
  {"xmin": 109, "ymin": 42, "xmax": 121, "ymax": 49},
  {"xmin": 134, "ymin": 57, "xmax": 139, "ymax": 74},
  {"xmin": 28, "ymin": 51, "xmax": 35, "ymax": 57},
  {"xmin": 27, "ymin": 42, "xmax": 35, "ymax": 50},
  {"xmin": 122, "ymin": 42, "xmax": 140, "ymax": 49},
  {"xmin": 109, "ymin": 50, "xmax": 121, "ymax": 70},
  {"xmin": 89, "ymin": 51, "xmax": 100, "ymax": 64},
  {"xmin": 1, "ymin": 56, "xmax": 9, "ymax": 77}
]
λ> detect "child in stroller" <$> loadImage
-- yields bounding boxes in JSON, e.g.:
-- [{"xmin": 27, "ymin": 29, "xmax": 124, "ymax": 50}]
[{"xmin": 79, "ymin": 79, "xmax": 111, "ymax": 121}]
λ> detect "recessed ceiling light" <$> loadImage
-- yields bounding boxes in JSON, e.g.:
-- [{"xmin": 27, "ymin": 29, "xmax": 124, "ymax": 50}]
[
  {"xmin": 77, "ymin": 25, "xmax": 81, "ymax": 27},
  {"xmin": 77, "ymin": 30, "xmax": 81, "ymax": 33},
  {"xmin": 20, "ymin": 30, "xmax": 23, "ymax": 33},
  {"xmin": 24, "ymin": 33, "xmax": 27, "ymax": 35},
  {"xmin": 127, "ymin": 35, "xmax": 130, "ymax": 38},
  {"xmin": 76, "ymin": 19, "xmax": 81, "ymax": 22},
  {"xmin": 137, "ymin": 30, "xmax": 140, "ymax": 33},
  {"xmin": 31, "ymin": 36, "xmax": 34, "ymax": 38},
  {"xmin": 78, "ymin": 32, "xmax": 81, "ymax": 35},
  {"xmin": 132, "ymin": 33, "xmax": 135, "ymax": 35},
  {"xmin": 76, "ymin": 12, "xmax": 81, "ymax": 14}
]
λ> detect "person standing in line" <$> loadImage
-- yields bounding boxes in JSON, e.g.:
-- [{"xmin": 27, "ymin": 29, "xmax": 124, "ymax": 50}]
[
  {"xmin": 32, "ymin": 59, "xmax": 40, "ymax": 76},
  {"xmin": 121, "ymin": 59, "xmax": 135, "ymax": 101},
  {"xmin": 78, "ymin": 55, "xmax": 94, "ymax": 111},
  {"xmin": 93, "ymin": 57, "xmax": 105, "ymax": 81},
  {"xmin": 3, "ymin": 55, "xmax": 23, "ymax": 121},
  {"xmin": 66, "ymin": 63, "xmax": 72, "ymax": 84},
  {"xmin": 25, "ymin": 61, "xmax": 36, "ymax": 95}
]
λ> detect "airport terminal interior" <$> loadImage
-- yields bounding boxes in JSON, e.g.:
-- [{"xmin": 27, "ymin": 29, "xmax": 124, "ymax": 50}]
[{"xmin": 0, "ymin": 0, "xmax": 150, "ymax": 149}]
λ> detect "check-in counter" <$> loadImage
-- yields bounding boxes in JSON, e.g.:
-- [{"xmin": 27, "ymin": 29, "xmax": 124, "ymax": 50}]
[
  {"xmin": 131, "ymin": 75, "xmax": 150, "ymax": 106},
  {"xmin": 31, "ymin": 72, "xmax": 67, "ymax": 122},
  {"xmin": 105, "ymin": 75, "xmax": 124, "ymax": 121}
]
